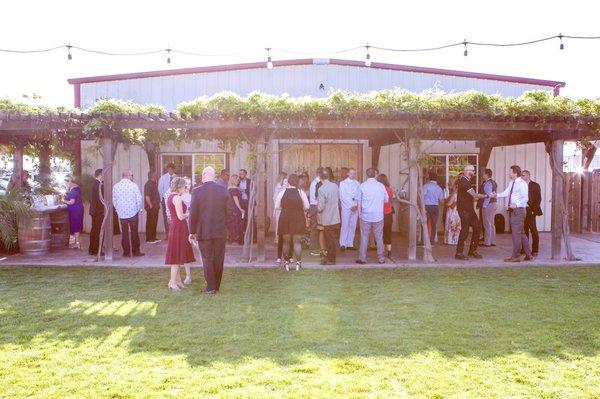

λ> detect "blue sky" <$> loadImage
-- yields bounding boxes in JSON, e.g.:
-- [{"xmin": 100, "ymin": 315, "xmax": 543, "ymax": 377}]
[{"xmin": 1, "ymin": 0, "xmax": 598, "ymax": 107}]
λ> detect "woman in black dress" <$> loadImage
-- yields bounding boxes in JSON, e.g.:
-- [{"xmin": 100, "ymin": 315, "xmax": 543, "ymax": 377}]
[{"xmin": 274, "ymin": 174, "xmax": 310, "ymax": 271}]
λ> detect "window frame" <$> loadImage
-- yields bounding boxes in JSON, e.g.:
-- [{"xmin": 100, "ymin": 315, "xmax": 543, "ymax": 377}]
[{"xmin": 160, "ymin": 152, "xmax": 229, "ymax": 184}]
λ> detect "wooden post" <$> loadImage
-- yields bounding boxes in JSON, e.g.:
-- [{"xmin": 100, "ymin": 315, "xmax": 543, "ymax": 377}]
[
  {"xmin": 38, "ymin": 141, "xmax": 52, "ymax": 186},
  {"xmin": 102, "ymin": 129, "xmax": 114, "ymax": 261},
  {"xmin": 256, "ymin": 134, "xmax": 267, "ymax": 262},
  {"xmin": 407, "ymin": 137, "xmax": 418, "ymax": 260},
  {"xmin": 550, "ymin": 139, "xmax": 564, "ymax": 259},
  {"xmin": 477, "ymin": 143, "xmax": 493, "ymax": 186},
  {"xmin": 13, "ymin": 141, "xmax": 24, "ymax": 189},
  {"xmin": 371, "ymin": 144, "xmax": 381, "ymax": 170}
]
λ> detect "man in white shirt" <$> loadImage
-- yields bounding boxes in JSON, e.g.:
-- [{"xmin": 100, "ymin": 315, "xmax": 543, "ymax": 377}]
[
  {"xmin": 491, "ymin": 165, "xmax": 533, "ymax": 262},
  {"xmin": 113, "ymin": 170, "xmax": 144, "ymax": 257},
  {"xmin": 308, "ymin": 167, "xmax": 323, "ymax": 251},
  {"xmin": 339, "ymin": 168, "xmax": 360, "ymax": 250},
  {"xmin": 356, "ymin": 168, "xmax": 389, "ymax": 264},
  {"xmin": 158, "ymin": 163, "xmax": 176, "ymax": 236}
]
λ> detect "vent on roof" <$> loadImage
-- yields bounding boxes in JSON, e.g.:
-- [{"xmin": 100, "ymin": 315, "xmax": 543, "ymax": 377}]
[{"xmin": 313, "ymin": 58, "xmax": 330, "ymax": 65}]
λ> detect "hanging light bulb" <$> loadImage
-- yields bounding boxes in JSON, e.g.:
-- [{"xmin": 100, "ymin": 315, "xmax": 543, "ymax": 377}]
[
  {"xmin": 559, "ymin": 33, "xmax": 565, "ymax": 50},
  {"xmin": 463, "ymin": 40, "xmax": 468, "ymax": 56},
  {"xmin": 166, "ymin": 48, "xmax": 172, "ymax": 64},
  {"xmin": 266, "ymin": 47, "xmax": 273, "ymax": 69},
  {"xmin": 67, "ymin": 44, "xmax": 72, "ymax": 60},
  {"xmin": 365, "ymin": 44, "xmax": 371, "ymax": 67}
]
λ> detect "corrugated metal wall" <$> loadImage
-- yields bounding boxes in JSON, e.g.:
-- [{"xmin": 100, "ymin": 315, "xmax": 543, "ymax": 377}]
[{"xmin": 79, "ymin": 64, "xmax": 551, "ymax": 110}]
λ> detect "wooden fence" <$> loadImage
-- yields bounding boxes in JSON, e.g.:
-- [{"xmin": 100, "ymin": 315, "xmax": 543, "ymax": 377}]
[{"xmin": 566, "ymin": 171, "xmax": 600, "ymax": 233}]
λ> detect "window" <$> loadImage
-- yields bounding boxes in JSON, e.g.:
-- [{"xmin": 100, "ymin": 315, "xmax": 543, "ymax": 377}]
[
  {"xmin": 423, "ymin": 154, "xmax": 478, "ymax": 190},
  {"xmin": 161, "ymin": 153, "xmax": 227, "ymax": 184}
]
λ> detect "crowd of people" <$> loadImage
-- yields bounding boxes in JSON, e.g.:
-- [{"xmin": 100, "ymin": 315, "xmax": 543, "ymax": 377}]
[
  {"xmin": 60, "ymin": 159, "xmax": 542, "ymax": 295},
  {"xmin": 421, "ymin": 164, "xmax": 542, "ymax": 262}
]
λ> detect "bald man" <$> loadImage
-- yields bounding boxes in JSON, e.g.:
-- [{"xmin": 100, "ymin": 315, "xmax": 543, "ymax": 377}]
[{"xmin": 189, "ymin": 166, "xmax": 232, "ymax": 295}]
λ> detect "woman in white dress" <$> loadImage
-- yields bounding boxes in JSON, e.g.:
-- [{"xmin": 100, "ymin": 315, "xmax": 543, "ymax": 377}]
[{"xmin": 444, "ymin": 176, "xmax": 462, "ymax": 245}]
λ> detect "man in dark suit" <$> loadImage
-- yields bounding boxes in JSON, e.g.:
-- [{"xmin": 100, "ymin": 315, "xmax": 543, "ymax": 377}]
[
  {"xmin": 88, "ymin": 168, "xmax": 104, "ymax": 256},
  {"xmin": 189, "ymin": 166, "xmax": 232, "ymax": 295},
  {"xmin": 522, "ymin": 170, "xmax": 542, "ymax": 256}
]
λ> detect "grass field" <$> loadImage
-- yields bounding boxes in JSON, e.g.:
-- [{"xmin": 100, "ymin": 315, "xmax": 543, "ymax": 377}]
[{"xmin": 0, "ymin": 265, "xmax": 599, "ymax": 398}]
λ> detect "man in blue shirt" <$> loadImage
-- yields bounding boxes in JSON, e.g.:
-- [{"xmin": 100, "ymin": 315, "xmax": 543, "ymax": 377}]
[
  {"xmin": 479, "ymin": 168, "xmax": 498, "ymax": 247},
  {"xmin": 422, "ymin": 173, "xmax": 445, "ymax": 245},
  {"xmin": 355, "ymin": 168, "xmax": 389, "ymax": 264}
]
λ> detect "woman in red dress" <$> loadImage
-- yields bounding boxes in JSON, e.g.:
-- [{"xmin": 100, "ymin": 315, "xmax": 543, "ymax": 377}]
[{"xmin": 165, "ymin": 177, "xmax": 196, "ymax": 291}]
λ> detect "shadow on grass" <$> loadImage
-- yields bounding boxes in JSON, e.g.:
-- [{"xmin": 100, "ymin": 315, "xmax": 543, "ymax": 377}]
[{"xmin": 0, "ymin": 265, "xmax": 599, "ymax": 366}]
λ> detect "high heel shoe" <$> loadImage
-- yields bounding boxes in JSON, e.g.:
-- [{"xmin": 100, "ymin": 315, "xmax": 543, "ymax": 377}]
[
  {"xmin": 284, "ymin": 260, "xmax": 290, "ymax": 272},
  {"xmin": 168, "ymin": 283, "xmax": 181, "ymax": 292},
  {"xmin": 183, "ymin": 276, "xmax": 192, "ymax": 285},
  {"xmin": 295, "ymin": 261, "xmax": 301, "ymax": 271}
]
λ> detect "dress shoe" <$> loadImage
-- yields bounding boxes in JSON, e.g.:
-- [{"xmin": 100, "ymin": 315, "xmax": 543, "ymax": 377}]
[
  {"xmin": 468, "ymin": 252, "xmax": 483, "ymax": 259},
  {"xmin": 340, "ymin": 246, "xmax": 346, "ymax": 251},
  {"xmin": 346, "ymin": 246, "xmax": 356, "ymax": 251},
  {"xmin": 133, "ymin": 252, "xmax": 145, "ymax": 257},
  {"xmin": 524, "ymin": 255, "xmax": 534, "ymax": 261},
  {"xmin": 123, "ymin": 253, "xmax": 131, "ymax": 258},
  {"xmin": 378, "ymin": 259, "xmax": 386, "ymax": 264},
  {"xmin": 355, "ymin": 260, "xmax": 366, "ymax": 265},
  {"xmin": 455, "ymin": 254, "xmax": 469, "ymax": 260},
  {"xmin": 504, "ymin": 257, "xmax": 521, "ymax": 263},
  {"xmin": 532, "ymin": 252, "xmax": 538, "ymax": 256},
  {"xmin": 201, "ymin": 290, "xmax": 216, "ymax": 296}
]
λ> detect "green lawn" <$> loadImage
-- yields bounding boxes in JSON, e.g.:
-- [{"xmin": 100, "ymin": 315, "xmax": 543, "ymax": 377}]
[{"xmin": 0, "ymin": 266, "xmax": 599, "ymax": 398}]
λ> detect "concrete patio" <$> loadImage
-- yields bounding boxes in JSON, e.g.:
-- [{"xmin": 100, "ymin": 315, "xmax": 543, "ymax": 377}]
[{"xmin": 1, "ymin": 231, "xmax": 598, "ymax": 269}]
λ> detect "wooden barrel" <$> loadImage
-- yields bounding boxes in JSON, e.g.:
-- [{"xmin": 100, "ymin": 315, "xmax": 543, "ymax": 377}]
[
  {"xmin": 18, "ymin": 211, "xmax": 51, "ymax": 256},
  {"xmin": 50, "ymin": 208, "xmax": 70, "ymax": 249}
]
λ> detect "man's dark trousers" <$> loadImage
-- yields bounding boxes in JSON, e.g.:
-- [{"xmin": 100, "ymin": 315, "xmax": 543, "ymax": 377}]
[
  {"xmin": 120, "ymin": 214, "xmax": 141, "ymax": 256},
  {"xmin": 199, "ymin": 238, "xmax": 226, "ymax": 291},
  {"xmin": 456, "ymin": 210, "xmax": 480, "ymax": 256},
  {"xmin": 146, "ymin": 207, "xmax": 160, "ymax": 242}
]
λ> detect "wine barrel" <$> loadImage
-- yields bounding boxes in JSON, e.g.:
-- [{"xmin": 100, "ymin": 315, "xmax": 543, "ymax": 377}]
[
  {"xmin": 18, "ymin": 211, "xmax": 51, "ymax": 256},
  {"xmin": 50, "ymin": 208, "xmax": 70, "ymax": 249}
]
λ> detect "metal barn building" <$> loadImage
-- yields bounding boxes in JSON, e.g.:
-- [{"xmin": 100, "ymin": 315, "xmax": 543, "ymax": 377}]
[{"xmin": 69, "ymin": 58, "xmax": 566, "ymax": 233}]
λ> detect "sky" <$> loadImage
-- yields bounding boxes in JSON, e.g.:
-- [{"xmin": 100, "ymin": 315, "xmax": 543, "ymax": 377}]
[{"xmin": 1, "ymin": 0, "xmax": 599, "ymax": 107}]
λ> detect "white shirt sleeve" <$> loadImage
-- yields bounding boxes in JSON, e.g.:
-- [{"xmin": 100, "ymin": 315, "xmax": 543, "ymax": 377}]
[
  {"xmin": 496, "ymin": 182, "xmax": 513, "ymax": 198},
  {"xmin": 274, "ymin": 189, "xmax": 285, "ymax": 210}
]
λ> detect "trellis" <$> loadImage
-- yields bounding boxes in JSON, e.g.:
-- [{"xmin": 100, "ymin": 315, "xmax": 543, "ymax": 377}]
[{"xmin": 1, "ymin": 108, "xmax": 599, "ymax": 262}]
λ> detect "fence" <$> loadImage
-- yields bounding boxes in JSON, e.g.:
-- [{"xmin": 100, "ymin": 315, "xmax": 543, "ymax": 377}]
[{"xmin": 566, "ymin": 171, "xmax": 600, "ymax": 233}]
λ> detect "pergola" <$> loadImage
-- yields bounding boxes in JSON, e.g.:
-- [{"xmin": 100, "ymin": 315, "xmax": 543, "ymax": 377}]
[{"xmin": 1, "ymin": 110, "xmax": 598, "ymax": 262}]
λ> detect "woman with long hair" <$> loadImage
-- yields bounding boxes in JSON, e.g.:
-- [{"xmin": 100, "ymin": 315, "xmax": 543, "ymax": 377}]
[
  {"xmin": 376, "ymin": 173, "xmax": 395, "ymax": 258},
  {"xmin": 62, "ymin": 176, "xmax": 85, "ymax": 249},
  {"xmin": 228, "ymin": 174, "xmax": 245, "ymax": 245},
  {"xmin": 274, "ymin": 173, "xmax": 310, "ymax": 271},
  {"xmin": 164, "ymin": 177, "xmax": 195, "ymax": 291}
]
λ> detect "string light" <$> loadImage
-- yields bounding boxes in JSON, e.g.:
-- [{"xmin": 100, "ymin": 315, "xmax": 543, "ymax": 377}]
[
  {"xmin": 559, "ymin": 33, "xmax": 565, "ymax": 50},
  {"xmin": 266, "ymin": 47, "xmax": 273, "ymax": 69},
  {"xmin": 1, "ymin": 33, "xmax": 599, "ymax": 60}
]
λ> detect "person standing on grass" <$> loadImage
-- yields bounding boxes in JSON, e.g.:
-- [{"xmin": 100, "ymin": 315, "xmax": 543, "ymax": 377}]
[
  {"xmin": 454, "ymin": 165, "xmax": 483, "ymax": 260},
  {"xmin": 88, "ymin": 168, "xmax": 104, "ymax": 256},
  {"xmin": 113, "ymin": 170, "xmax": 144, "ymax": 258},
  {"xmin": 158, "ymin": 163, "xmax": 176, "ymax": 237},
  {"xmin": 164, "ymin": 177, "xmax": 196, "ymax": 291},
  {"xmin": 491, "ymin": 165, "xmax": 533, "ymax": 263},
  {"xmin": 275, "ymin": 173, "xmax": 310, "ymax": 271},
  {"xmin": 356, "ymin": 168, "xmax": 389, "ymax": 265},
  {"xmin": 422, "ymin": 173, "xmax": 445, "ymax": 245},
  {"xmin": 522, "ymin": 170, "xmax": 542, "ymax": 256},
  {"xmin": 317, "ymin": 168, "xmax": 341, "ymax": 265},
  {"xmin": 144, "ymin": 171, "xmax": 161, "ymax": 244},
  {"xmin": 189, "ymin": 166, "xmax": 231, "ymax": 295},
  {"xmin": 339, "ymin": 168, "xmax": 360, "ymax": 251},
  {"xmin": 377, "ymin": 173, "xmax": 395, "ymax": 259},
  {"xmin": 479, "ymin": 168, "xmax": 498, "ymax": 247},
  {"xmin": 62, "ymin": 176, "xmax": 84, "ymax": 249}
]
